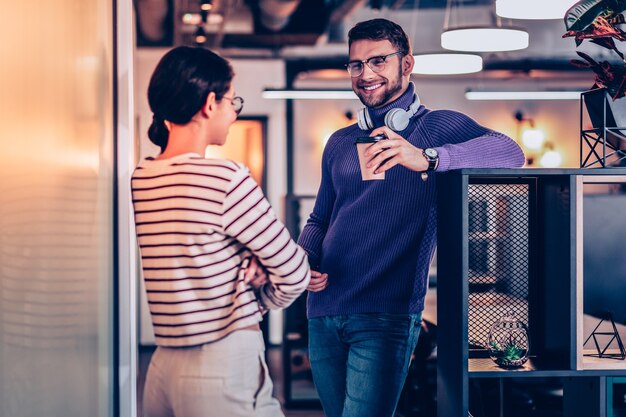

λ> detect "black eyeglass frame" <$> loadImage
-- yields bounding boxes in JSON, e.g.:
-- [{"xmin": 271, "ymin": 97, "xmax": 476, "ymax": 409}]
[
  {"xmin": 345, "ymin": 51, "xmax": 404, "ymax": 77},
  {"xmin": 222, "ymin": 95, "xmax": 244, "ymax": 114}
]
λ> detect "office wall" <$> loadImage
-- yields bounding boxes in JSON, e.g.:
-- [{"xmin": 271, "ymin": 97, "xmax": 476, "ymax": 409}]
[{"xmin": 0, "ymin": 1, "xmax": 116, "ymax": 417}]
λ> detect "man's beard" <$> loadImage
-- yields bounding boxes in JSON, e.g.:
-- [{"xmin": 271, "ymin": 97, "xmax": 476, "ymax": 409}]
[{"xmin": 356, "ymin": 66, "xmax": 404, "ymax": 108}]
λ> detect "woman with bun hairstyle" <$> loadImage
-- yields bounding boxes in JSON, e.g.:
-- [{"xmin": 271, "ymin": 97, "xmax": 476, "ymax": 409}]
[{"xmin": 132, "ymin": 46, "xmax": 310, "ymax": 417}]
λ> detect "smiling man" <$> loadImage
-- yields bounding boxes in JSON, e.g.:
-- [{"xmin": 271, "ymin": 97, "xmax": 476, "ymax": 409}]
[{"xmin": 298, "ymin": 18, "xmax": 525, "ymax": 417}]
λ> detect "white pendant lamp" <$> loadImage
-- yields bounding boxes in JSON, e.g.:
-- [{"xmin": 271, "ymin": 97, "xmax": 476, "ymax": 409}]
[
  {"xmin": 412, "ymin": 53, "xmax": 483, "ymax": 75},
  {"xmin": 496, "ymin": 0, "xmax": 576, "ymax": 20},
  {"xmin": 441, "ymin": 27, "xmax": 529, "ymax": 52},
  {"xmin": 442, "ymin": 0, "xmax": 529, "ymax": 52}
]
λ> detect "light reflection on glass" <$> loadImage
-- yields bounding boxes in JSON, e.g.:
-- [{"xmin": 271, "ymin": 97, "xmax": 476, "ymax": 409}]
[{"xmin": 0, "ymin": 1, "xmax": 114, "ymax": 417}]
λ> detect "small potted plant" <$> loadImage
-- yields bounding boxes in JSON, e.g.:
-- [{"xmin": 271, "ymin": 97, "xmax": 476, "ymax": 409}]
[
  {"xmin": 489, "ymin": 340, "xmax": 528, "ymax": 368},
  {"xmin": 487, "ymin": 315, "xmax": 530, "ymax": 369}
]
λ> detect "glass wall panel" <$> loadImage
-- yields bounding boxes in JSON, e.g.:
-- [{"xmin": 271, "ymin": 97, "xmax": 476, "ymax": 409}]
[{"xmin": 0, "ymin": 1, "xmax": 115, "ymax": 417}]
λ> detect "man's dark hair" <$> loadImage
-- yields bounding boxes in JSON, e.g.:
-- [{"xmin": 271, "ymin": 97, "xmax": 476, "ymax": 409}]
[{"xmin": 348, "ymin": 18, "xmax": 411, "ymax": 56}]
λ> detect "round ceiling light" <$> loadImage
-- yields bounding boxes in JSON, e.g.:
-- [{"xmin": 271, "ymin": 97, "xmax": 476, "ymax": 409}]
[
  {"xmin": 496, "ymin": 0, "xmax": 575, "ymax": 20},
  {"xmin": 412, "ymin": 53, "xmax": 483, "ymax": 75},
  {"xmin": 441, "ymin": 27, "xmax": 529, "ymax": 52}
]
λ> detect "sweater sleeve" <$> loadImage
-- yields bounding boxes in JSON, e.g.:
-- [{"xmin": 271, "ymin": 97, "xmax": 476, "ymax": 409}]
[
  {"xmin": 222, "ymin": 166, "xmax": 310, "ymax": 310},
  {"xmin": 423, "ymin": 110, "xmax": 526, "ymax": 171},
  {"xmin": 297, "ymin": 137, "xmax": 337, "ymax": 269}
]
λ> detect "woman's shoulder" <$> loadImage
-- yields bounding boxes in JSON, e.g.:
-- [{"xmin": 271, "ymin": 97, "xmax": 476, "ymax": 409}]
[
  {"xmin": 135, "ymin": 153, "xmax": 239, "ymax": 169},
  {"xmin": 134, "ymin": 154, "xmax": 256, "ymax": 186},
  {"xmin": 200, "ymin": 158, "xmax": 256, "ymax": 185},
  {"xmin": 193, "ymin": 157, "xmax": 243, "ymax": 173}
]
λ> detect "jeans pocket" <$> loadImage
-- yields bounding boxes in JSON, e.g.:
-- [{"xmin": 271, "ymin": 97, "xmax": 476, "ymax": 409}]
[
  {"xmin": 374, "ymin": 313, "xmax": 413, "ymax": 324},
  {"xmin": 367, "ymin": 313, "xmax": 414, "ymax": 340}
]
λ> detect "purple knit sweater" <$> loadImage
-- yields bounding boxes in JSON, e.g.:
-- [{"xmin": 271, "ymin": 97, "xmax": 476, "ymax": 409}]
[{"xmin": 298, "ymin": 83, "xmax": 525, "ymax": 318}]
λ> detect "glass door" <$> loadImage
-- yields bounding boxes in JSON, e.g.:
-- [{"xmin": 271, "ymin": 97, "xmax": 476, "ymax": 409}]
[{"xmin": 0, "ymin": 0, "xmax": 119, "ymax": 416}]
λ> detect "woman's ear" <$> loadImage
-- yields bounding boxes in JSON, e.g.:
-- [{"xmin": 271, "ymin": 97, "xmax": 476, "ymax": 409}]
[{"xmin": 202, "ymin": 92, "xmax": 217, "ymax": 118}]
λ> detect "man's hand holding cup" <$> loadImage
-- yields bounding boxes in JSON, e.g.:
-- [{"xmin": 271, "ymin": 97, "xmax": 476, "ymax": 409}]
[{"xmin": 364, "ymin": 126, "xmax": 429, "ymax": 175}]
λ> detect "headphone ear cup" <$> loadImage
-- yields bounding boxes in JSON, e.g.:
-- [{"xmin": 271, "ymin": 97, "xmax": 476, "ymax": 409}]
[
  {"xmin": 409, "ymin": 93, "xmax": 421, "ymax": 115},
  {"xmin": 385, "ymin": 108, "xmax": 411, "ymax": 132},
  {"xmin": 357, "ymin": 108, "xmax": 371, "ymax": 130},
  {"xmin": 364, "ymin": 108, "xmax": 373, "ymax": 130}
]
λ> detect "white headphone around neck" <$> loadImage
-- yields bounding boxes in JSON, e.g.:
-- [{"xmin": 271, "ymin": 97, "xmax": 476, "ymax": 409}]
[{"xmin": 357, "ymin": 92, "xmax": 421, "ymax": 132}]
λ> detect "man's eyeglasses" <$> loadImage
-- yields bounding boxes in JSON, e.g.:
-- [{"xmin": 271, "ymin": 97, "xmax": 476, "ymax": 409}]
[
  {"xmin": 223, "ymin": 95, "xmax": 244, "ymax": 114},
  {"xmin": 345, "ymin": 51, "xmax": 404, "ymax": 77}
]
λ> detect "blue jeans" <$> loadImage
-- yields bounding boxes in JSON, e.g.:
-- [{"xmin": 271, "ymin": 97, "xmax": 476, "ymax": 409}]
[{"xmin": 308, "ymin": 313, "xmax": 422, "ymax": 417}]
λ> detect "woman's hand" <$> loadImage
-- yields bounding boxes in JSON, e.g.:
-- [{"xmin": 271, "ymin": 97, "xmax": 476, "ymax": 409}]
[
  {"xmin": 244, "ymin": 257, "xmax": 269, "ymax": 289},
  {"xmin": 307, "ymin": 270, "xmax": 328, "ymax": 292}
]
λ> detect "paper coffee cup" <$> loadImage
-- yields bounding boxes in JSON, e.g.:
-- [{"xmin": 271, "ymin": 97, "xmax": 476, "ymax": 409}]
[{"xmin": 355, "ymin": 136, "xmax": 386, "ymax": 181}]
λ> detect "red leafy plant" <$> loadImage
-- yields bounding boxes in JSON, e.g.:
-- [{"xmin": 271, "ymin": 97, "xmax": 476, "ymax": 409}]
[{"xmin": 563, "ymin": 0, "xmax": 626, "ymax": 100}]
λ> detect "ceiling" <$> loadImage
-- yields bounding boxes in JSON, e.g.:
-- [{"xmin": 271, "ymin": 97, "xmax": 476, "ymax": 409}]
[{"xmin": 134, "ymin": 0, "xmax": 613, "ymax": 75}]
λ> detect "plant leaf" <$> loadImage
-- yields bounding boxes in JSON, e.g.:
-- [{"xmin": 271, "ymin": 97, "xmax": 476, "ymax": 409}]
[
  {"xmin": 576, "ymin": 51, "xmax": 599, "ymax": 65},
  {"xmin": 564, "ymin": 0, "xmax": 626, "ymax": 32}
]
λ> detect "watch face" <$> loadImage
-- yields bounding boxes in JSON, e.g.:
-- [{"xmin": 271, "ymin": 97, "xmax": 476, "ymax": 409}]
[{"xmin": 425, "ymin": 148, "xmax": 438, "ymax": 159}]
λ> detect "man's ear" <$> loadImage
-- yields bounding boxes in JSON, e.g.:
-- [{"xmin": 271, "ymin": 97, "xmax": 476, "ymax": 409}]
[
  {"xmin": 403, "ymin": 53, "xmax": 415, "ymax": 77},
  {"xmin": 202, "ymin": 92, "xmax": 217, "ymax": 117}
]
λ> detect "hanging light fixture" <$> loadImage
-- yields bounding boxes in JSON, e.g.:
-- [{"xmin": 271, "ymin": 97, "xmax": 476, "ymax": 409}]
[
  {"xmin": 441, "ymin": 0, "xmax": 529, "ymax": 52},
  {"xmin": 182, "ymin": 12, "xmax": 223, "ymax": 25},
  {"xmin": 194, "ymin": 25, "xmax": 207, "ymax": 44},
  {"xmin": 441, "ymin": 27, "xmax": 529, "ymax": 52},
  {"xmin": 496, "ymin": 0, "xmax": 575, "ymax": 20},
  {"xmin": 200, "ymin": 0, "xmax": 212, "ymax": 11},
  {"xmin": 409, "ymin": 0, "xmax": 483, "ymax": 75},
  {"xmin": 194, "ymin": 3, "xmax": 209, "ymax": 45},
  {"xmin": 465, "ymin": 89, "xmax": 583, "ymax": 100},
  {"xmin": 412, "ymin": 52, "xmax": 483, "ymax": 75}
]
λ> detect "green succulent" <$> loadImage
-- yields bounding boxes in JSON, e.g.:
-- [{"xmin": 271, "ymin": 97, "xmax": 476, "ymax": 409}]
[{"xmin": 501, "ymin": 342, "xmax": 525, "ymax": 362}]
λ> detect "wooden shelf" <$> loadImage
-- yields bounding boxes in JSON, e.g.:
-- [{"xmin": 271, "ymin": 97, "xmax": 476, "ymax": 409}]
[
  {"xmin": 581, "ymin": 350, "xmax": 626, "ymax": 371},
  {"xmin": 468, "ymin": 358, "xmax": 572, "ymax": 378}
]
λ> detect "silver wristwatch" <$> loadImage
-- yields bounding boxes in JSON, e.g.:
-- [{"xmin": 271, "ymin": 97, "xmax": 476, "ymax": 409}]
[{"xmin": 421, "ymin": 148, "xmax": 439, "ymax": 181}]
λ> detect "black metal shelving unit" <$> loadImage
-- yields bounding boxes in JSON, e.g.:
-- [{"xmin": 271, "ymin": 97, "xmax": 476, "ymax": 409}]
[{"xmin": 437, "ymin": 168, "xmax": 626, "ymax": 417}]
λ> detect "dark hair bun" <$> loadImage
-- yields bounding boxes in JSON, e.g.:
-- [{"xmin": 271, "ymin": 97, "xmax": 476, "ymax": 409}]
[{"xmin": 148, "ymin": 114, "xmax": 169, "ymax": 151}]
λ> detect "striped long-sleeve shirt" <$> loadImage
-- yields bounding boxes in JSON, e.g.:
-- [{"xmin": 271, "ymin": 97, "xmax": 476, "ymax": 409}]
[
  {"xmin": 299, "ymin": 83, "xmax": 525, "ymax": 319},
  {"xmin": 132, "ymin": 154, "xmax": 310, "ymax": 347}
]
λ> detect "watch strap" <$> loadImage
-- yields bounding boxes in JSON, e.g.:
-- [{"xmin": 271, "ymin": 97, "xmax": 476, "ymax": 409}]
[{"xmin": 423, "ymin": 149, "xmax": 438, "ymax": 172}]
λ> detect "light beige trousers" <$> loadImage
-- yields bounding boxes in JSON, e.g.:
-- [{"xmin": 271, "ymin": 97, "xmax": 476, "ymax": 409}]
[{"xmin": 143, "ymin": 330, "xmax": 284, "ymax": 417}]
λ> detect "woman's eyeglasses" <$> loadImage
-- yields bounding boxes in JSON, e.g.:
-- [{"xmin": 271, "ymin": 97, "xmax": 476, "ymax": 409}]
[
  {"xmin": 223, "ymin": 95, "xmax": 244, "ymax": 114},
  {"xmin": 345, "ymin": 51, "xmax": 403, "ymax": 78}
]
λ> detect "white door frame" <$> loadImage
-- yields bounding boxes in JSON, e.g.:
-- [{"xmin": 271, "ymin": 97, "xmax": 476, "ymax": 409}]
[{"xmin": 116, "ymin": 0, "xmax": 137, "ymax": 416}]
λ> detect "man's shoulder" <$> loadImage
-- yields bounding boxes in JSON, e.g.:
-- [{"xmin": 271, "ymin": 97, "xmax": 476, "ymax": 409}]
[
  {"xmin": 422, "ymin": 108, "xmax": 469, "ymax": 124},
  {"xmin": 324, "ymin": 123, "xmax": 362, "ymax": 151},
  {"xmin": 331, "ymin": 123, "xmax": 362, "ymax": 140}
]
